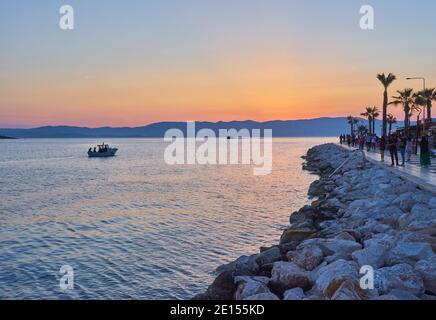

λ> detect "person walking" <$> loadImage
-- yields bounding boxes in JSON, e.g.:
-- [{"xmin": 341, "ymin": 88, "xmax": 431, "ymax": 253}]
[
  {"xmin": 379, "ymin": 136, "xmax": 386, "ymax": 162},
  {"xmin": 372, "ymin": 135, "xmax": 378, "ymax": 151},
  {"xmin": 388, "ymin": 135, "xmax": 399, "ymax": 166},
  {"xmin": 405, "ymin": 137, "xmax": 413, "ymax": 162},
  {"xmin": 420, "ymin": 136, "xmax": 431, "ymax": 168},
  {"xmin": 365, "ymin": 134, "xmax": 371, "ymax": 151},
  {"xmin": 399, "ymin": 136, "xmax": 407, "ymax": 166}
]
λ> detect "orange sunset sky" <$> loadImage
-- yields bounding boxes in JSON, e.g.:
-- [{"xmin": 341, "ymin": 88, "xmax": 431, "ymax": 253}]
[{"xmin": 1, "ymin": 0, "xmax": 436, "ymax": 128}]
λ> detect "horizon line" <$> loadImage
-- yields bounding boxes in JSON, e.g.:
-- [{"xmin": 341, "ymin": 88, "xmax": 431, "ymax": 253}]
[{"xmin": 0, "ymin": 116, "xmax": 372, "ymax": 130}]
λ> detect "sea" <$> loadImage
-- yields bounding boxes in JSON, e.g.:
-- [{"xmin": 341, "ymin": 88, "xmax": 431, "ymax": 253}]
[{"xmin": 0, "ymin": 137, "xmax": 334, "ymax": 299}]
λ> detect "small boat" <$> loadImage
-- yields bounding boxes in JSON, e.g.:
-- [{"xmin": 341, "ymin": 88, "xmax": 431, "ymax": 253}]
[{"xmin": 88, "ymin": 143, "xmax": 118, "ymax": 158}]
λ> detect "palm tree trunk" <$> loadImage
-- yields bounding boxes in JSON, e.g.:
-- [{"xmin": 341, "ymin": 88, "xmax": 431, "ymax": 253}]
[
  {"xmin": 382, "ymin": 90, "xmax": 388, "ymax": 137},
  {"xmin": 404, "ymin": 104, "xmax": 410, "ymax": 136},
  {"xmin": 428, "ymin": 101, "xmax": 432, "ymax": 121}
]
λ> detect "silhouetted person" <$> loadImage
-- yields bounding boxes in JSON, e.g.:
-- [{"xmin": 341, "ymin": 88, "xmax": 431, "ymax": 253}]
[
  {"xmin": 379, "ymin": 136, "xmax": 386, "ymax": 162},
  {"xmin": 420, "ymin": 136, "xmax": 431, "ymax": 167},
  {"xmin": 399, "ymin": 136, "xmax": 407, "ymax": 166},
  {"xmin": 388, "ymin": 136, "xmax": 399, "ymax": 166}
]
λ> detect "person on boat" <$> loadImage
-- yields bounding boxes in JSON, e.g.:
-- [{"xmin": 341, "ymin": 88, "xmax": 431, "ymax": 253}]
[
  {"xmin": 88, "ymin": 148, "xmax": 92, "ymax": 153},
  {"xmin": 420, "ymin": 136, "xmax": 431, "ymax": 168},
  {"xmin": 93, "ymin": 147, "xmax": 97, "ymax": 153}
]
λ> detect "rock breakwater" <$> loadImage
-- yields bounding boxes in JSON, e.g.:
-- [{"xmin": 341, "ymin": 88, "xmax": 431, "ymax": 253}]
[{"xmin": 194, "ymin": 143, "xmax": 436, "ymax": 300}]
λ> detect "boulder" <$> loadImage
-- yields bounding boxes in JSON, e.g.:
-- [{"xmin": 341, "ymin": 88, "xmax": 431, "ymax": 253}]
[
  {"xmin": 216, "ymin": 254, "xmax": 259, "ymax": 276},
  {"xmin": 255, "ymin": 247, "xmax": 282, "ymax": 266},
  {"xmin": 286, "ymin": 244, "xmax": 324, "ymax": 271},
  {"xmin": 298, "ymin": 238, "xmax": 362, "ymax": 263},
  {"xmin": 352, "ymin": 234, "xmax": 396, "ymax": 268},
  {"xmin": 374, "ymin": 264, "xmax": 424, "ymax": 296},
  {"xmin": 331, "ymin": 279, "xmax": 372, "ymax": 300},
  {"xmin": 372, "ymin": 294, "xmax": 400, "ymax": 300},
  {"xmin": 279, "ymin": 227, "xmax": 317, "ymax": 245},
  {"xmin": 283, "ymin": 287, "xmax": 305, "ymax": 300},
  {"xmin": 314, "ymin": 259, "xmax": 359, "ymax": 298},
  {"xmin": 414, "ymin": 255, "xmax": 436, "ymax": 295},
  {"xmin": 428, "ymin": 197, "xmax": 436, "ymax": 209},
  {"xmin": 269, "ymin": 261, "xmax": 311, "ymax": 293},
  {"xmin": 393, "ymin": 192, "xmax": 416, "ymax": 212},
  {"xmin": 389, "ymin": 289, "xmax": 419, "ymax": 300},
  {"xmin": 199, "ymin": 271, "xmax": 237, "ymax": 300},
  {"xmin": 233, "ymin": 255, "xmax": 260, "ymax": 276},
  {"xmin": 243, "ymin": 293, "xmax": 280, "ymax": 301},
  {"xmin": 387, "ymin": 242, "xmax": 433, "ymax": 266},
  {"xmin": 335, "ymin": 232, "xmax": 357, "ymax": 242},
  {"xmin": 399, "ymin": 206, "xmax": 436, "ymax": 231},
  {"xmin": 234, "ymin": 277, "xmax": 271, "ymax": 300}
]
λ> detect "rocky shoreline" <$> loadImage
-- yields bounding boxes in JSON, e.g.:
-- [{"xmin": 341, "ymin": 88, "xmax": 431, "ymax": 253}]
[{"xmin": 194, "ymin": 143, "xmax": 436, "ymax": 300}]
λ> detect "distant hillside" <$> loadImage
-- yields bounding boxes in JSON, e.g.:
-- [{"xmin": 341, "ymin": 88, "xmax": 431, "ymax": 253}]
[
  {"xmin": 0, "ymin": 117, "xmax": 392, "ymax": 138},
  {"xmin": 0, "ymin": 135, "xmax": 14, "ymax": 139}
]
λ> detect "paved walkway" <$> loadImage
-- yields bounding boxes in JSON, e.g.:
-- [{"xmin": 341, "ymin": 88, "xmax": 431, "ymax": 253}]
[{"xmin": 338, "ymin": 144, "xmax": 436, "ymax": 194}]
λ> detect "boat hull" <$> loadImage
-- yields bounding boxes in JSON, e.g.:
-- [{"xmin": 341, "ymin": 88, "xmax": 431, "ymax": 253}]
[{"xmin": 88, "ymin": 148, "xmax": 118, "ymax": 158}]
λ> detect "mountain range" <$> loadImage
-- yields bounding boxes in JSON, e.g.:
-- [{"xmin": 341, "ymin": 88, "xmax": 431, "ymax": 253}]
[{"xmin": 0, "ymin": 117, "xmax": 391, "ymax": 139}]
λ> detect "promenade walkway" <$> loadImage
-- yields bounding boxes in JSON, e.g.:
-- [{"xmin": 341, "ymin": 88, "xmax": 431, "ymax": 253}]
[{"xmin": 338, "ymin": 143, "xmax": 436, "ymax": 194}]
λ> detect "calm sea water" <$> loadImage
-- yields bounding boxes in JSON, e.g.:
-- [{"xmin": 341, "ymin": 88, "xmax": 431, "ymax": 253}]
[{"xmin": 0, "ymin": 137, "xmax": 334, "ymax": 299}]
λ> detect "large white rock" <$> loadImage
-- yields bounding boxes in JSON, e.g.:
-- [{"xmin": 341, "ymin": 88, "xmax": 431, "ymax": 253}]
[
  {"xmin": 314, "ymin": 259, "xmax": 359, "ymax": 298},
  {"xmin": 374, "ymin": 264, "xmax": 424, "ymax": 296},
  {"xmin": 414, "ymin": 255, "xmax": 436, "ymax": 295},
  {"xmin": 387, "ymin": 242, "xmax": 433, "ymax": 265},
  {"xmin": 269, "ymin": 261, "xmax": 311, "ymax": 292}
]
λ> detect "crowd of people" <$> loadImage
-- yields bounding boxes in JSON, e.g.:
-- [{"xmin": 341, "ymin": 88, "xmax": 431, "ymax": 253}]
[{"xmin": 339, "ymin": 133, "xmax": 432, "ymax": 168}]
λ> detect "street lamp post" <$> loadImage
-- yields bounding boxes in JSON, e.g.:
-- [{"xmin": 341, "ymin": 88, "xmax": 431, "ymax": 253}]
[{"xmin": 406, "ymin": 77, "xmax": 426, "ymax": 135}]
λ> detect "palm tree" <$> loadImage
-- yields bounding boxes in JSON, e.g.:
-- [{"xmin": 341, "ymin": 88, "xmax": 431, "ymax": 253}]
[
  {"xmin": 387, "ymin": 114, "xmax": 397, "ymax": 135},
  {"xmin": 357, "ymin": 124, "xmax": 368, "ymax": 136},
  {"xmin": 370, "ymin": 107, "xmax": 380, "ymax": 135},
  {"xmin": 361, "ymin": 107, "xmax": 373, "ymax": 134},
  {"xmin": 377, "ymin": 73, "xmax": 397, "ymax": 138},
  {"xmin": 389, "ymin": 88, "xmax": 414, "ymax": 135},
  {"xmin": 412, "ymin": 93, "xmax": 426, "ymax": 136},
  {"xmin": 417, "ymin": 88, "xmax": 436, "ymax": 121},
  {"xmin": 347, "ymin": 116, "xmax": 359, "ymax": 135}
]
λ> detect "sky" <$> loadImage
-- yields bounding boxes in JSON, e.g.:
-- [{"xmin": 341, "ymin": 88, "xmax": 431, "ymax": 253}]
[{"xmin": 1, "ymin": 0, "xmax": 436, "ymax": 128}]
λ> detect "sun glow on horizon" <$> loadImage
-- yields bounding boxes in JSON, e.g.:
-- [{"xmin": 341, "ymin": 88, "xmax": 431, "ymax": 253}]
[{"xmin": 1, "ymin": 0, "xmax": 436, "ymax": 128}]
